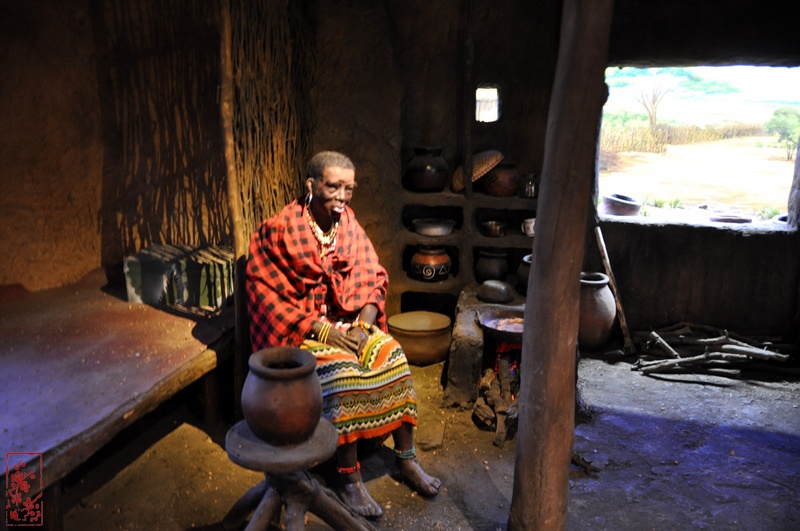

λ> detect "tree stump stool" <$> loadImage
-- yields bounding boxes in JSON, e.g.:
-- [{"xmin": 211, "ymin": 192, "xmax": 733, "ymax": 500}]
[{"xmin": 223, "ymin": 419, "xmax": 374, "ymax": 531}]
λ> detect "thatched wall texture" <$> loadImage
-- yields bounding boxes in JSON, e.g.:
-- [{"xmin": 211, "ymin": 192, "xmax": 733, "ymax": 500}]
[{"xmin": 94, "ymin": 0, "xmax": 228, "ymax": 271}]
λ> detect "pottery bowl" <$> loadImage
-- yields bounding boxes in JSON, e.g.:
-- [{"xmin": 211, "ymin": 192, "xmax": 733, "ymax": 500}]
[
  {"xmin": 388, "ymin": 311, "xmax": 452, "ymax": 366},
  {"xmin": 412, "ymin": 218, "xmax": 456, "ymax": 236},
  {"xmin": 600, "ymin": 193, "xmax": 642, "ymax": 216},
  {"xmin": 479, "ymin": 220, "xmax": 507, "ymax": 237}
]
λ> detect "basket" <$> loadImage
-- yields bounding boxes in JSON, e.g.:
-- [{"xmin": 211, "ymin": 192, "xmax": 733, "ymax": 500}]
[{"xmin": 451, "ymin": 149, "xmax": 504, "ymax": 192}]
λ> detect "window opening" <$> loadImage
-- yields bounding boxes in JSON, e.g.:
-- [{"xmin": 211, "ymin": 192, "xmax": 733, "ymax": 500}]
[
  {"xmin": 599, "ymin": 66, "xmax": 800, "ymax": 226},
  {"xmin": 476, "ymin": 85, "xmax": 500, "ymax": 122}
]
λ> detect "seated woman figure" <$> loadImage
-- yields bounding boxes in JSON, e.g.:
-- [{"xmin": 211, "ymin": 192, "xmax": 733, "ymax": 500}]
[{"xmin": 246, "ymin": 150, "xmax": 441, "ymax": 517}]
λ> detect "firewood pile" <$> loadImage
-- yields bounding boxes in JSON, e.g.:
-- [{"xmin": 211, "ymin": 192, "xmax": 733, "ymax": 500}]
[
  {"xmin": 632, "ymin": 322, "xmax": 796, "ymax": 377},
  {"xmin": 472, "ymin": 355, "xmax": 520, "ymax": 448}
]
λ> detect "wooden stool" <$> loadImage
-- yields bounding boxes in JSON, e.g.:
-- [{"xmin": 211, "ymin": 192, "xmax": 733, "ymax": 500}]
[{"xmin": 223, "ymin": 419, "xmax": 374, "ymax": 531}]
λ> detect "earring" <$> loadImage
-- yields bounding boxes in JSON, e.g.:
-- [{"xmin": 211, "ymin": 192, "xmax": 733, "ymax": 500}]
[{"xmin": 305, "ymin": 193, "xmax": 312, "ymax": 207}]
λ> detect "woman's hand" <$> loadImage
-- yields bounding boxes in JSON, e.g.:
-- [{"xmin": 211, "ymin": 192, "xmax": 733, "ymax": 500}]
[
  {"xmin": 325, "ymin": 326, "xmax": 361, "ymax": 355},
  {"xmin": 345, "ymin": 326, "xmax": 369, "ymax": 357}
]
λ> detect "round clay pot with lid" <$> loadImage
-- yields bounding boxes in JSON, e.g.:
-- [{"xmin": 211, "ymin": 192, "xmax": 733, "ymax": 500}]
[
  {"xmin": 403, "ymin": 146, "xmax": 449, "ymax": 192},
  {"xmin": 480, "ymin": 161, "xmax": 519, "ymax": 197},
  {"xmin": 241, "ymin": 346, "xmax": 323, "ymax": 446},
  {"xmin": 578, "ymin": 272, "xmax": 617, "ymax": 351},
  {"xmin": 410, "ymin": 246, "xmax": 451, "ymax": 282}
]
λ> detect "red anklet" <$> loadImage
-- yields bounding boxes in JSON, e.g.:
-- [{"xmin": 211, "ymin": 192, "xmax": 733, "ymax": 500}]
[{"xmin": 336, "ymin": 462, "xmax": 361, "ymax": 474}]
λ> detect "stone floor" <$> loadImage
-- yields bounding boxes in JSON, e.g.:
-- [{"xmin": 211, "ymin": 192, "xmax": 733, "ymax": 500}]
[{"xmin": 63, "ymin": 351, "xmax": 800, "ymax": 530}]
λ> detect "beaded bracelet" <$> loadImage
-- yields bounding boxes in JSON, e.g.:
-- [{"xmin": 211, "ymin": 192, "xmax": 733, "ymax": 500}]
[
  {"xmin": 394, "ymin": 447, "xmax": 416, "ymax": 460},
  {"xmin": 352, "ymin": 318, "xmax": 371, "ymax": 332},
  {"xmin": 336, "ymin": 461, "xmax": 361, "ymax": 474}
]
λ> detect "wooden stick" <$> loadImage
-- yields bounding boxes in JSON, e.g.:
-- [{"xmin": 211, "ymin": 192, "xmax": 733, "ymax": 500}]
[
  {"xmin": 595, "ymin": 226, "xmax": 635, "ymax": 354},
  {"xmin": 648, "ymin": 331, "xmax": 681, "ymax": 358},
  {"xmin": 719, "ymin": 344, "xmax": 789, "ymax": 361}
]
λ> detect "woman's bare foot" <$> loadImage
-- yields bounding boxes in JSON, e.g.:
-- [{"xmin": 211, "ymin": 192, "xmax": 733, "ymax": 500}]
[
  {"xmin": 337, "ymin": 474, "xmax": 383, "ymax": 518},
  {"xmin": 394, "ymin": 458, "xmax": 442, "ymax": 497}
]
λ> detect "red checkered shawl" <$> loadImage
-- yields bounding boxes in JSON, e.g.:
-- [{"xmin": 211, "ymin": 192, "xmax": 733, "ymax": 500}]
[{"xmin": 247, "ymin": 199, "xmax": 388, "ymax": 351}]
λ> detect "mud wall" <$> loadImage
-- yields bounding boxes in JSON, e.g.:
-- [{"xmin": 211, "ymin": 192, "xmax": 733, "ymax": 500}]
[
  {"xmin": 0, "ymin": 0, "xmax": 103, "ymax": 291},
  {"xmin": 0, "ymin": 0, "xmax": 227, "ymax": 292},
  {"xmin": 1, "ymin": 0, "xmax": 799, "ymax": 338},
  {"xmin": 586, "ymin": 221, "xmax": 800, "ymax": 338}
]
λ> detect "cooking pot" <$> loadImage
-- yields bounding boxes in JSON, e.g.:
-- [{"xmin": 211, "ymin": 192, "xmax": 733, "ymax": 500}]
[{"xmin": 476, "ymin": 308, "xmax": 525, "ymax": 344}]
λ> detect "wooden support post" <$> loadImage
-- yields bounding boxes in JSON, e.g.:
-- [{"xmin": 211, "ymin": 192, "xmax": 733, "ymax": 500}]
[
  {"xmin": 508, "ymin": 0, "xmax": 614, "ymax": 529},
  {"xmin": 220, "ymin": 0, "xmax": 250, "ymax": 418}
]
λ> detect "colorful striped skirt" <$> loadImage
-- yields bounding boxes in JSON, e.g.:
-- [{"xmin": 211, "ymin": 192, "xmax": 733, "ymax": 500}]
[{"xmin": 302, "ymin": 327, "xmax": 418, "ymax": 446}]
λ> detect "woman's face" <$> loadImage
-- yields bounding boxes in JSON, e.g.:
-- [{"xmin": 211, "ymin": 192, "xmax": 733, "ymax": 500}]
[{"xmin": 307, "ymin": 165, "xmax": 356, "ymax": 223}]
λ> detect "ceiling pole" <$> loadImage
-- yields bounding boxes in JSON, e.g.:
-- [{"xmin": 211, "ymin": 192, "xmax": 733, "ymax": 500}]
[{"xmin": 508, "ymin": 0, "xmax": 614, "ymax": 529}]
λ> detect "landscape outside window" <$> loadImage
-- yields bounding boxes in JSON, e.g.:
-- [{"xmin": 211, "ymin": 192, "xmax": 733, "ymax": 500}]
[{"xmin": 599, "ymin": 66, "xmax": 800, "ymax": 224}]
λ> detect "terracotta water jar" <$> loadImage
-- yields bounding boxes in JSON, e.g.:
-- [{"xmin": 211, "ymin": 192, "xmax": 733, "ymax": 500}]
[
  {"xmin": 578, "ymin": 272, "xmax": 617, "ymax": 350},
  {"xmin": 410, "ymin": 246, "xmax": 451, "ymax": 281},
  {"xmin": 241, "ymin": 346, "xmax": 322, "ymax": 446},
  {"xmin": 403, "ymin": 146, "xmax": 449, "ymax": 192}
]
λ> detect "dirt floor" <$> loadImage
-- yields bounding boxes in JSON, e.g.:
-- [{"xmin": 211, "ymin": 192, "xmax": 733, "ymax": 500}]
[
  {"xmin": 63, "ymin": 349, "xmax": 800, "ymax": 531},
  {"xmin": 59, "ymin": 138, "xmax": 800, "ymax": 530}
]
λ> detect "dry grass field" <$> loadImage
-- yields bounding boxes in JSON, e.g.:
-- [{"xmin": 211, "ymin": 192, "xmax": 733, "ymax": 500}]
[{"xmin": 599, "ymin": 136, "xmax": 795, "ymax": 222}]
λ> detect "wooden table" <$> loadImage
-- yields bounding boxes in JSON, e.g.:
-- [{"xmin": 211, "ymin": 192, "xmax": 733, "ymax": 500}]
[{"xmin": 0, "ymin": 268, "xmax": 234, "ymax": 529}]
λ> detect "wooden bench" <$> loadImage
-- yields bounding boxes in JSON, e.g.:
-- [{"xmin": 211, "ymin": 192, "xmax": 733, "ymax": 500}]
[{"xmin": 0, "ymin": 268, "xmax": 234, "ymax": 530}]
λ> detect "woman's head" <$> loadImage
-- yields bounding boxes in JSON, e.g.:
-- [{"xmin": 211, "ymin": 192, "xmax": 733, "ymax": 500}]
[{"xmin": 305, "ymin": 151, "xmax": 357, "ymax": 226}]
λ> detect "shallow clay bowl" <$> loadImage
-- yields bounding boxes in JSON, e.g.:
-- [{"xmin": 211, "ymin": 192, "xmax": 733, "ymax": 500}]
[
  {"xmin": 388, "ymin": 311, "xmax": 452, "ymax": 366},
  {"xmin": 412, "ymin": 218, "xmax": 456, "ymax": 236}
]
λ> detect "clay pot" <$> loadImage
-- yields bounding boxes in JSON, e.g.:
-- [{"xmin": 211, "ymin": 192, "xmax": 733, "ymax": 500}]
[
  {"xmin": 600, "ymin": 193, "xmax": 642, "ymax": 216},
  {"xmin": 403, "ymin": 146, "xmax": 449, "ymax": 192},
  {"xmin": 578, "ymin": 272, "xmax": 617, "ymax": 350},
  {"xmin": 388, "ymin": 311, "xmax": 452, "ymax": 366},
  {"xmin": 516, "ymin": 254, "xmax": 532, "ymax": 294},
  {"xmin": 479, "ymin": 220, "xmax": 506, "ymax": 237},
  {"xmin": 410, "ymin": 246, "xmax": 451, "ymax": 282},
  {"xmin": 480, "ymin": 161, "xmax": 519, "ymax": 197},
  {"xmin": 241, "ymin": 346, "xmax": 322, "ymax": 446},
  {"xmin": 475, "ymin": 250, "xmax": 508, "ymax": 283}
]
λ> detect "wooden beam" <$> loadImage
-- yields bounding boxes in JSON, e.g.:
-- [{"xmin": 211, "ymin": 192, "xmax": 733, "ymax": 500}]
[
  {"xmin": 220, "ymin": 0, "xmax": 249, "ymax": 417},
  {"xmin": 508, "ymin": 0, "xmax": 614, "ymax": 529}
]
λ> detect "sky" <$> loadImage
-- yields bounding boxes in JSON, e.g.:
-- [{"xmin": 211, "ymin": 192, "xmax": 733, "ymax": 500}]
[{"xmin": 603, "ymin": 66, "xmax": 800, "ymax": 125}]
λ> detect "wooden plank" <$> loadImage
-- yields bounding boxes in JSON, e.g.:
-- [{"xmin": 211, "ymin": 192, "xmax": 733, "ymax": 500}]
[{"xmin": 508, "ymin": 0, "xmax": 615, "ymax": 529}]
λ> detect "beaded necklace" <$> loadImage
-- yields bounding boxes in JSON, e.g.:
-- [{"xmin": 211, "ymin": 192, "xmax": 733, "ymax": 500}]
[{"xmin": 305, "ymin": 206, "xmax": 339, "ymax": 258}]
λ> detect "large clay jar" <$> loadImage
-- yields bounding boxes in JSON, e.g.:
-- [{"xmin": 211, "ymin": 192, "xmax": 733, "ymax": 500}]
[
  {"xmin": 241, "ymin": 346, "xmax": 322, "ymax": 446},
  {"xmin": 481, "ymin": 161, "xmax": 519, "ymax": 197},
  {"xmin": 578, "ymin": 272, "xmax": 617, "ymax": 350},
  {"xmin": 403, "ymin": 146, "xmax": 449, "ymax": 192},
  {"xmin": 475, "ymin": 250, "xmax": 508, "ymax": 283},
  {"xmin": 410, "ymin": 246, "xmax": 451, "ymax": 282},
  {"xmin": 516, "ymin": 254, "xmax": 532, "ymax": 294}
]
